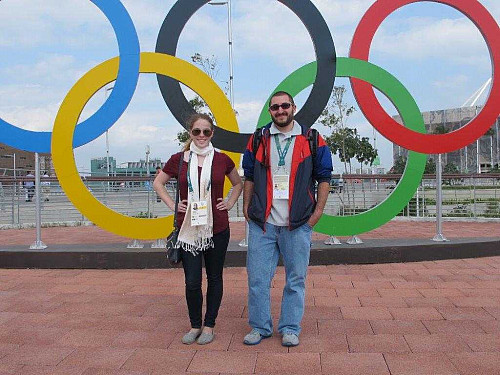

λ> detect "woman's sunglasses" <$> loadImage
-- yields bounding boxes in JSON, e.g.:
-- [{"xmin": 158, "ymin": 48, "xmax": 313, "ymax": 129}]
[
  {"xmin": 191, "ymin": 128, "xmax": 213, "ymax": 137},
  {"xmin": 269, "ymin": 102, "xmax": 293, "ymax": 111}
]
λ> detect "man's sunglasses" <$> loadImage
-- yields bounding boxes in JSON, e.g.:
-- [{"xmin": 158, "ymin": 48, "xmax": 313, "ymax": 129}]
[
  {"xmin": 191, "ymin": 128, "xmax": 213, "ymax": 137},
  {"xmin": 269, "ymin": 102, "xmax": 293, "ymax": 111}
]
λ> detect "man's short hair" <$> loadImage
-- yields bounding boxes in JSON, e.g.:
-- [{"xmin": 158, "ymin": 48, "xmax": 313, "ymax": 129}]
[{"xmin": 269, "ymin": 91, "xmax": 294, "ymax": 107}]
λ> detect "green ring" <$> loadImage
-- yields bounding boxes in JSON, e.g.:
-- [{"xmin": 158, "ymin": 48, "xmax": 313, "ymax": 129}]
[{"xmin": 257, "ymin": 57, "xmax": 426, "ymax": 236}]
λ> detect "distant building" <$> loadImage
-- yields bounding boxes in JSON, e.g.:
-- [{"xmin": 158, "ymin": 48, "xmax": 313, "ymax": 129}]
[
  {"xmin": 90, "ymin": 157, "xmax": 117, "ymax": 177},
  {"xmin": 90, "ymin": 157, "xmax": 164, "ymax": 177},
  {"xmin": 393, "ymin": 106, "xmax": 500, "ymax": 173},
  {"xmin": 0, "ymin": 143, "xmax": 53, "ymax": 176},
  {"xmin": 355, "ymin": 166, "xmax": 386, "ymax": 175}
]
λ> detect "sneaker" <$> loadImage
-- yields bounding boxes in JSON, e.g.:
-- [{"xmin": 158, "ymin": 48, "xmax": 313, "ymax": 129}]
[
  {"xmin": 243, "ymin": 329, "xmax": 271, "ymax": 345},
  {"xmin": 197, "ymin": 331, "xmax": 215, "ymax": 345},
  {"xmin": 181, "ymin": 329, "xmax": 201, "ymax": 345},
  {"xmin": 281, "ymin": 333, "xmax": 299, "ymax": 347}
]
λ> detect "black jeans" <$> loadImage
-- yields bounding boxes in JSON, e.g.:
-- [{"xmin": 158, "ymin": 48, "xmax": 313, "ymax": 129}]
[{"xmin": 182, "ymin": 228, "xmax": 229, "ymax": 328}]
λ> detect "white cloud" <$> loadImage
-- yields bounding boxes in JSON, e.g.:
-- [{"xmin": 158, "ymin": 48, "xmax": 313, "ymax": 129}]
[
  {"xmin": 372, "ymin": 17, "xmax": 490, "ymax": 67},
  {"xmin": 0, "ymin": 0, "xmax": 114, "ymax": 48},
  {"xmin": 432, "ymin": 74, "xmax": 469, "ymax": 90}
]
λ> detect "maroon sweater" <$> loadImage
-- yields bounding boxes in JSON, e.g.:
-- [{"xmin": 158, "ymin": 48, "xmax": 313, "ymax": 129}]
[{"xmin": 163, "ymin": 151, "xmax": 235, "ymax": 234}]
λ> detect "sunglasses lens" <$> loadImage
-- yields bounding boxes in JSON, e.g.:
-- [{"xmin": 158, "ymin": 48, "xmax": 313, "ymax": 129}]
[
  {"xmin": 269, "ymin": 103, "xmax": 292, "ymax": 111},
  {"xmin": 191, "ymin": 128, "xmax": 212, "ymax": 136}
]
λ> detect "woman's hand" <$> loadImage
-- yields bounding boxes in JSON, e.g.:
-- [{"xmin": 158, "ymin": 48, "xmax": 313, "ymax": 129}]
[
  {"xmin": 178, "ymin": 199, "xmax": 188, "ymax": 213},
  {"xmin": 216, "ymin": 198, "xmax": 232, "ymax": 211}
]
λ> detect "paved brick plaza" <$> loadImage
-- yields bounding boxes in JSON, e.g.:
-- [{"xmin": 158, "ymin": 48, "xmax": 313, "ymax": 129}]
[{"xmin": 0, "ymin": 220, "xmax": 499, "ymax": 374}]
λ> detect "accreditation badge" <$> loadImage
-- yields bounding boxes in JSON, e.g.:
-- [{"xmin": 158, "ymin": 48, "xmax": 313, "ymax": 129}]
[
  {"xmin": 191, "ymin": 200, "xmax": 208, "ymax": 226},
  {"xmin": 273, "ymin": 174, "xmax": 289, "ymax": 200}
]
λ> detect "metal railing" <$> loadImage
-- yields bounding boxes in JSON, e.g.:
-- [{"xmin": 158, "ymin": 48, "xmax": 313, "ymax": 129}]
[
  {"xmin": 324, "ymin": 174, "xmax": 500, "ymax": 220},
  {"xmin": 1, "ymin": 173, "xmax": 499, "ymax": 227}
]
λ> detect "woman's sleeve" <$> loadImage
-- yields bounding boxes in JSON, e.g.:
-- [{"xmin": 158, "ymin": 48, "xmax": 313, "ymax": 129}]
[
  {"xmin": 162, "ymin": 152, "xmax": 181, "ymax": 178},
  {"xmin": 224, "ymin": 153, "xmax": 236, "ymax": 175}
]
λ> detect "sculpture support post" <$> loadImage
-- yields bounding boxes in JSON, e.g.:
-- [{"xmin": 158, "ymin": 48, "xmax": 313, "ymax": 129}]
[{"xmin": 432, "ymin": 154, "xmax": 448, "ymax": 242}]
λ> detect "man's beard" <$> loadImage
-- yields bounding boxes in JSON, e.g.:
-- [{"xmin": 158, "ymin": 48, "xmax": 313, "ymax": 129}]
[{"xmin": 272, "ymin": 112, "xmax": 294, "ymax": 128}]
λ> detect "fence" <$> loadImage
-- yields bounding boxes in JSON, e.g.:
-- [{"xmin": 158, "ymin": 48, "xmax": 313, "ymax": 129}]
[{"xmin": 0, "ymin": 171, "xmax": 499, "ymax": 227}]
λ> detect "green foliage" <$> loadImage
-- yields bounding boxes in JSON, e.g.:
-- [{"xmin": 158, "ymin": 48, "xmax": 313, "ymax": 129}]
[
  {"xmin": 319, "ymin": 85, "xmax": 377, "ymax": 173},
  {"xmin": 425, "ymin": 158, "xmax": 436, "ymax": 174},
  {"xmin": 390, "ymin": 156, "xmax": 406, "ymax": 174},
  {"xmin": 324, "ymin": 128, "xmax": 377, "ymax": 166},
  {"xmin": 443, "ymin": 162, "xmax": 459, "ymax": 174}
]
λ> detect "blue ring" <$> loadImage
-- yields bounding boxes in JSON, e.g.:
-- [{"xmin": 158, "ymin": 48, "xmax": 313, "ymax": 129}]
[{"xmin": 0, "ymin": 0, "xmax": 140, "ymax": 153}]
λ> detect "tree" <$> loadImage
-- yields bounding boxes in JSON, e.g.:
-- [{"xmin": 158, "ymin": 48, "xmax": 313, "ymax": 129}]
[
  {"xmin": 425, "ymin": 158, "xmax": 436, "ymax": 174},
  {"xmin": 390, "ymin": 156, "xmax": 406, "ymax": 174},
  {"xmin": 319, "ymin": 86, "xmax": 377, "ymax": 173},
  {"xmin": 444, "ymin": 162, "xmax": 459, "ymax": 174},
  {"xmin": 176, "ymin": 53, "xmax": 224, "ymax": 146}
]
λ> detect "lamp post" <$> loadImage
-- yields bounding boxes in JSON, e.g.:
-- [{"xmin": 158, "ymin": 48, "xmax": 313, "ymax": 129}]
[
  {"xmin": 208, "ymin": 0, "xmax": 234, "ymax": 108},
  {"xmin": 104, "ymin": 85, "xmax": 114, "ymax": 187},
  {"xmin": 5, "ymin": 153, "xmax": 16, "ymax": 224},
  {"xmin": 146, "ymin": 145, "xmax": 151, "ymax": 219}
]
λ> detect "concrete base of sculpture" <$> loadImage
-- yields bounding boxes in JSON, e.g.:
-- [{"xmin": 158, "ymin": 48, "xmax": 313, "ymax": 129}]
[{"xmin": 1, "ymin": 237, "xmax": 499, "ymax": 269}]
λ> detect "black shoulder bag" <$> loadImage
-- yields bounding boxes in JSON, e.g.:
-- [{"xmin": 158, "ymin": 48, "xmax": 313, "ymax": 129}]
[{"xmin": 166, "ymin": 153, "xmax": 184, "ymax": 265}]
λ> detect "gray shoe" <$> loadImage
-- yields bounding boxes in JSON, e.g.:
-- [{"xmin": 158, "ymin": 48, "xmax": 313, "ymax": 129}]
[
  {"xmin": 281, "ymin": 333, "xmax": 299, "ymax": 347},
  {"xmin": 181, "ymin": 329, "xmax": 201, "ymax": 345},
  {"xmin": 243, "ymin": 329, "xmax": 271, "ymax": 345},
  {"xmin": 197, "ymin": 331, "xmax": 215, "ymax": 345}
]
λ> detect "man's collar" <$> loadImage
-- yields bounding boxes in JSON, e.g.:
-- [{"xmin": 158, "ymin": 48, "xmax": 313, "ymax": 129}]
[{"xmin": 270, "ymin": 121, "xmax": 301, "ymax": 138}]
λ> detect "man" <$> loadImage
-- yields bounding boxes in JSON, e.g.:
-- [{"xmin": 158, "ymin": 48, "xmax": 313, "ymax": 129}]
[
  {"xmin": 24, "ymin": 171, "xmax": 35, "ymax": 202},
  {"xmin": 242, "ymin": 91, "xmax": 332, "ymax": 347},
  {"xmin": 41, "ymin": 172, "xmax": 50, "ymax": 202}
]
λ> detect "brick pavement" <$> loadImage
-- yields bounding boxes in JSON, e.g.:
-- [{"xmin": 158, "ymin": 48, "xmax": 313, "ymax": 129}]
[{"xmin": 0, "ymin": 257, "xmax": 499, "ymax": 374}]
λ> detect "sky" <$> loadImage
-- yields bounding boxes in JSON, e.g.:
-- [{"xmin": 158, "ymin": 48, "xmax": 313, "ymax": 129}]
[{"xmin": 1, "ymin": 0, "xmax": 498, "ymax": 173}]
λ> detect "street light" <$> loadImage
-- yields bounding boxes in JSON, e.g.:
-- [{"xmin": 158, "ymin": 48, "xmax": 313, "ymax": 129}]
[
  {"xmin": 208, "ymin": 0, "xmax": 234, "ymax": 108},
  {"xmin": 104, "ymin": 85, "xmax": 114, "ymax": 179},
  {"xmin": 5, "ymin": 153, "xmax": 16, "ymax": 224}
]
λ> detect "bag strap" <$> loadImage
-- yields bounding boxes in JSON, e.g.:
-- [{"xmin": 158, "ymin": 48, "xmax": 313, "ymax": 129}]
[
  {"xmin": 173, "ymin": 152, "xmax": 183, "ymax": 230},
  {"xmin": 252, "ymin": 128, "xmax": 263, "ymax": 155},
  {"xmin": 306, "ymin": 128, "xmax": 319, "ymax": 158}
]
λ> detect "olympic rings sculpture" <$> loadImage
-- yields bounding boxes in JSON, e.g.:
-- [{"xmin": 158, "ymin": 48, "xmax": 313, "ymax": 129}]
[{"xmin": 1, "ymin": 0, "xmax": 499, "ymax": 240}]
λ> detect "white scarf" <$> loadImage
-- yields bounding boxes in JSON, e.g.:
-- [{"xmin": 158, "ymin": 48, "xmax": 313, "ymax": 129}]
[{"xmin": 177, "ymin": 141, "xmax": 214, "ymax": 255}]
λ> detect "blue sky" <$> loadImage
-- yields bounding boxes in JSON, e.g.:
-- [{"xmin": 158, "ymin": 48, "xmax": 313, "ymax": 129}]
[{"xmin": 1, "ymin": 0, "xmax": 498, "ymax": 173}]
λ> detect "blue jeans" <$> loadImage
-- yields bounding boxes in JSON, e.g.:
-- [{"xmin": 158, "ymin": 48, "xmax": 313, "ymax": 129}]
[{"xmin": 247, "ymin": 220, "xmax": 312, "ymax": 336}]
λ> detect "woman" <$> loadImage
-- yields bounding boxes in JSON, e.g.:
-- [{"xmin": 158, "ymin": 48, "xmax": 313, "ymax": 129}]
[{"xmin": 153, "ymin": 113, "xmax": 243, "ymax": 345}]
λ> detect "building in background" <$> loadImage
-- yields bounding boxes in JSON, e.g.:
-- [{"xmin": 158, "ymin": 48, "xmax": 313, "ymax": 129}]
[
  {"xmin": 393, "ymin": 106, "xmax": 500, "ymax": 173},
  {"xmin": 90, "ymin": 157, "xmax": 163, "ymax": 177},
  {"xmin": 0, "ymin": 143, "xmax": 53, "ymax": 176}
]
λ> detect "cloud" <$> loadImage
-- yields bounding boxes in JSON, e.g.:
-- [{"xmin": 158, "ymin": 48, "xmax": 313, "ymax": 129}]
[
  {"xmin": 0, "ymin": 0, "xmax": 115, "ymax": 48},
  {"xmin": 372, "ymin": 17, "xmax": 490, "ymax": 67},
  {"xmin": 432, "ymin": 74, "xmax": 469, "ymax": 90}
]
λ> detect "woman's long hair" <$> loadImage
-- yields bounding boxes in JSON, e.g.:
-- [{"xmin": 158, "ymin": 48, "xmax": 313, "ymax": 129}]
[{"xmin": 183, "ymin": 113, "xmax": 215, "ymax": 151}]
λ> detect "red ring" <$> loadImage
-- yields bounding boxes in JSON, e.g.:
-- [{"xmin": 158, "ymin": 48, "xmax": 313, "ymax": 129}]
[{"xmin": 349, "ymin": 0, "xmax": 500, "ymax": 154}]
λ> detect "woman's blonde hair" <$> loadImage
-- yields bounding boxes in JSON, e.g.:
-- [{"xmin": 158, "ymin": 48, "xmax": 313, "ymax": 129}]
[{"xmin": 182, "ymin": 113, "xmax": 215, "ymax": 151}]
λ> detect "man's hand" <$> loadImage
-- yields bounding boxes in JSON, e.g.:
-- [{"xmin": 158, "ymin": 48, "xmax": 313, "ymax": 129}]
[
  {"xmin": 243, "ymin": 180, "xmax": 254, "ymax": 222},
  {"xmin": 307, "ymin": 181, "xmax": 329, "ymax": 227},
  {"xmin": 307, "ymin": 211, "xmax": 322, "ymax": 228}
]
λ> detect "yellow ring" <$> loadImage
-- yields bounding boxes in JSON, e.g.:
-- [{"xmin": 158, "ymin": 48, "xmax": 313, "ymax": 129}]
[{"xmin": 51, "ymin": 52, "xmax": 240, "ymax": 240}]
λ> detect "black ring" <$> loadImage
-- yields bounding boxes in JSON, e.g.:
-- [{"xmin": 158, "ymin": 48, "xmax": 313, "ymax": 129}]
[{"xmin": 155, "ymin": 0, "xmax": 336, "ymax": 153}]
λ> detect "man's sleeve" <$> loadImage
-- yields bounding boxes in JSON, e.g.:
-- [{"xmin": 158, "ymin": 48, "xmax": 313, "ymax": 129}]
[
  {"xmin": 242, "ymin": 134, "xmax": 256, "ymax": 182},
  {"xmin": 313, "ymin": 135, "xmax": 333, "ymax": 183}
]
